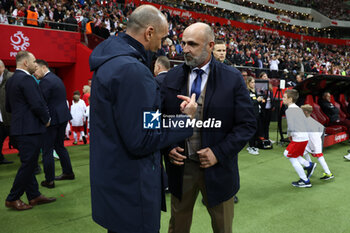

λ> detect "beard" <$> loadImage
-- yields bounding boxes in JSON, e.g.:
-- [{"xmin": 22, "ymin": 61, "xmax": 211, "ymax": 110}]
[{"xmin": 184, "ymin": 46, "xmax": 210, "ymax": 68}]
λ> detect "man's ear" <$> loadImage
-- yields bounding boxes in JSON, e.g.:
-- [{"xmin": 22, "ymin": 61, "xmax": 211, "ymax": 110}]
[
  {"xmin": 144, "ymin": 26, "xmax": 155, "ymax": 42},
  {"xmin": 208, "ymin": 41, "xmax": 215, "ymax": 51},
  {"xmin": 23, "ymin": 59, "xmax": 28, "ymax": 68}
]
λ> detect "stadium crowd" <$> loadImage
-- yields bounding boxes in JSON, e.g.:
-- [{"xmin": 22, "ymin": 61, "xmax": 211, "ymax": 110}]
[
  {"xmin": 0, "ymin": 0, "xmax": 340, "ymax": 38},
  {"xmin": 148, "ymin": 0, "xmax": 337, "ymax": 38},
  {"xmin": 0, "ymin": 0, "xmax": 349, "ymax": 79},
  {"xmin": 158, "ymin": 10, "xmax": 350, "ymax": 80},
  {"xmin": 274, "ymin": 0, "xmax": 350, "ymax": 21}
]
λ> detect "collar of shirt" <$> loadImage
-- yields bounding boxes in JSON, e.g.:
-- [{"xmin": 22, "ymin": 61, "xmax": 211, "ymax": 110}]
[
  {"xmin": 288, "ymin": 103, "xmax": 298, "ymax": 108},
  {"xmin": 0, "ymin": 72, "xmax": 3, "ymax": 84},
  {"xmin": 16, "ymin": 68, "xmax": 31, "ymax": 76},
  {"xmin": 44, "ymin": 70, "xmax": 50, "ymax": 77},
  {"xmin": 157, "ymin": 71, "xmax": 168, "ymax": 76},
  {"xmin": 188, "ymin": 59, "xmax": 211, "ymax": 95}
]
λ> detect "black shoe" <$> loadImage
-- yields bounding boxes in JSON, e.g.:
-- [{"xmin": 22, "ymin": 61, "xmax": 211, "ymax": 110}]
[
  {"xmin": 41, "ymin": 180, "xmax": 55, "ymax": 189},
  {"xmin": 234, "ymin": 196, "xmax": 239, "ymax": 204},
  {"xmin": 304, "ymin": 162, "xmax": 317, "ymax": 179},
  {"xmin": 55, "ymin": 173, "xmax": 75, "ymax": 180},
  {"xmin": 0, "ymin": 158, "xmax": 14, "ymax": 164},
  {"xmin": 34, "ymin": 166, "xmax": 42, "ymax": 175},
  {"xmin": 82, "ymin": 136, "xmax": 87, "ymax": 144},
  {"xmin": 292, "ymin": 179, "xmax": 312, "ymax": 188}
]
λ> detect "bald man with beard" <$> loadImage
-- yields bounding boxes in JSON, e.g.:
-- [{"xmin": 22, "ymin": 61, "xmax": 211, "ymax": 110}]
[{"xmin": 161, "ymin": 23, "xmax": 256, "ymax": 233}]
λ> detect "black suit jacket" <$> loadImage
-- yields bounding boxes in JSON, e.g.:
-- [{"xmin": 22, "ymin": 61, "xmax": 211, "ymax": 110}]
[
  {"xmin": 155, "ymin": 72, "xmax": 167, "ymax": 87},
  {"xmin": 39, "ymin": 72, "xmax": 72, "ymax": 126},
  {"xmin": 5, "ymin": 70, "xmax": 50, "ymax": 136},
  {"xmin": 161, "ymin": 58, "xmax": 257, "ymax": 207}
]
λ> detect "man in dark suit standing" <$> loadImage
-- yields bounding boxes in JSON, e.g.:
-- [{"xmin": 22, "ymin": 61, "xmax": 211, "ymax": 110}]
[
  {"xmin": 154, "ymin": 55, "xmax": 170, "ymax": 86},
  {"xmin": 5, "ymin": 51, "xmax": 56, "ymax": 210},
  {"xmin": 89, "ymin": 5, "xmax": 197, "ymax": 233},
  {"xmin": 0, "ymin": 59, "xmax": 14, "ymax": 164},
  {"xmin": 161, "ymin": 23, "xmax": 256, "ymax": 233},
  {"xmin": 34, "ymin": 59, "xmax": 75, "ymax": 189}
]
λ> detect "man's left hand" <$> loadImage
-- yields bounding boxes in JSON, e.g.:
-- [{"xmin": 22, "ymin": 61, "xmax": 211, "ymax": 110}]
[{"xmin": 197, "ymin": 147, "xmax": 218, "ymax": 168}]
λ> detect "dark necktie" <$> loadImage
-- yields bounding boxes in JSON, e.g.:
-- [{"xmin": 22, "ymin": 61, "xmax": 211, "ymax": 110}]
[{"xmin": 191, "ymin": 69, "xmax": 204, "ymax": 101}]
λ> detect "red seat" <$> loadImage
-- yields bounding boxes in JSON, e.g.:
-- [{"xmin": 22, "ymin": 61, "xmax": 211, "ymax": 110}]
[
  {"xmin": 339, "ymin": 94, "xmax": 349, "ymax": 118},
  {"xmin": 325, "ymin": 125, "xmax": 347, "ymax": 134},
  {"xmin": 304, "ymin": 95, "xmax": 329, "ymax": 126},
  {"xmin": 330, "ymin": 95, "xmax": 347, "ymax": 121}
]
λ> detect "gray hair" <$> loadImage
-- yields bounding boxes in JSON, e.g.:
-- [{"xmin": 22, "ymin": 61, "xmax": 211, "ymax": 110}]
[
  {"xmin": 204, "ymin": 25, "xmax": 215, "ymax": 44},
  {"xmin": 155, "ymin": 56, "xmax": 170, "ymax": 70},
  {"xmin": 127, "ymin": 5, "xmax": 167, "ymax": 33},
  {"xmin": 0, "ymin": 59, "xmax": 4, "ymax": 68}
]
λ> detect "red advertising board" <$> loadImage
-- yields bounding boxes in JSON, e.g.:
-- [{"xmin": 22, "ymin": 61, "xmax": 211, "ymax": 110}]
[
  {"xmin": 324, "ymin": 131, "xmax": 349, "ymax": 147},
  {"xmin": 0, "ymin": 24, "xmax": 80, "ymax": 65},
  {"xmin": 143, "ymin": 2, "xmax": 350, "ymax": 46}
]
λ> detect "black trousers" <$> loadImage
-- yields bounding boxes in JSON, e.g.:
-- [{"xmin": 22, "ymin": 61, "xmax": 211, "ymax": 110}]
[
  {"xmin": 42, "ymin": 122, "xmax": 73, "ymax": 182},
  {"xmin": 261, "ymin": 108, "xmax": 272, "ymax": 139},
  {"xmin": 0, "ymin": 122, "xmax": 10, "ymax": 160},
  {"xmin": 6, "ymin": 134, "xmax": 43, "ymax": 201}
]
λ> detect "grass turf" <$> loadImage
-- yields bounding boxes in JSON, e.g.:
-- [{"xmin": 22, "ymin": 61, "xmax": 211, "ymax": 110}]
[{"xmin": 1, "ymin": 123, "xmax": 350, "ymax": 233}]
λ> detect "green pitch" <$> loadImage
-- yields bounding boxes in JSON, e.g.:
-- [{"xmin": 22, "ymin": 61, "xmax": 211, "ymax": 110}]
[{"xmin": 1, "ymin": 123, "xmax": 350, "ymax": 233}]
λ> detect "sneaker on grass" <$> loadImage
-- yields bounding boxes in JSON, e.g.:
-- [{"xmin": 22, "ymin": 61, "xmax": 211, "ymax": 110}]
[
  {"xmin": 344, "ymin": 154, "xmax": 350, "ymax": 161},
  {"xmin": 292, "ymin": 179, "xmax": 312, "ymax": 188},
  {"xmin": 320, "ymin": 173, "xmax": 334, "ymax": 180},
  {"xmin": 304, "ymin": 162, "xmax": 317, "ymax": 179},
  {"xmin": 247, "ymin": 147, "xmax": 259, "ymax": 155}
]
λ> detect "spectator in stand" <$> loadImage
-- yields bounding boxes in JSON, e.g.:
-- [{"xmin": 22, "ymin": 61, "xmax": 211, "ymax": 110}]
[
  {"xmin": 96, "ymin": 22, "xmax": 110, "ymax": 39},
  {"xmin": 269, "ymin": 54, "xmax": 280, "ymax": 78},
  {"xmin": 0, "ymin": 8, "xmax": 8, "ymax": 24},
  {"xmin": 53, "ymin": 4, "xmax": 64, "ymax": 29},
  {"xmin": 82, "ymin": 85, "xmax": 90, "ymax": 106},
  {"xmin": 254, "ymin": 53, "xmax": 264, "ymax": 77},
  {"xmin": 168, "ymin": 44, "xmax": 178, "ymax": 59},
  {"xmin": 64, "ymin": 12, "xmax": 78, "ymax": 32}
]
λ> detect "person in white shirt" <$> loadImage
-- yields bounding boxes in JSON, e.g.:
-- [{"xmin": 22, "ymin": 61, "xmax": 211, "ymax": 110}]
[
  {"xmin": 0, "ymin": 8, "xmax": 9, "ymax": 24},
  {"xmin": 301, "ymin": 104, "xmax": 334, "ymax": 180},
  {"xmin": 70, "ymin": 92, "xmax": 87, "ymax": 144},
  {"xmin": 269, "ymin": 55, "xmax": 280, "ymax": 78},
  {"xmin": 283, "ymin": 89, "xmax": 316, "ymax": 188}
]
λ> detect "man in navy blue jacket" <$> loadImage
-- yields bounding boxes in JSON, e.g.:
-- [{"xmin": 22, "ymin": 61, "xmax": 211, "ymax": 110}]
[
  {"xmin": 5, "ymin": 51, "xmax": 56, "ymax": 210},
  {"xmin": 89, "ymin": 5, "xmax": 197, "ymax": 233},
  {"xmin": 161, "ymin": 23, "xmax": 256, "ymax": 233},
  {"xmin": 34, "ymin": 59, "xmax": 74, "ymax": 189}
]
